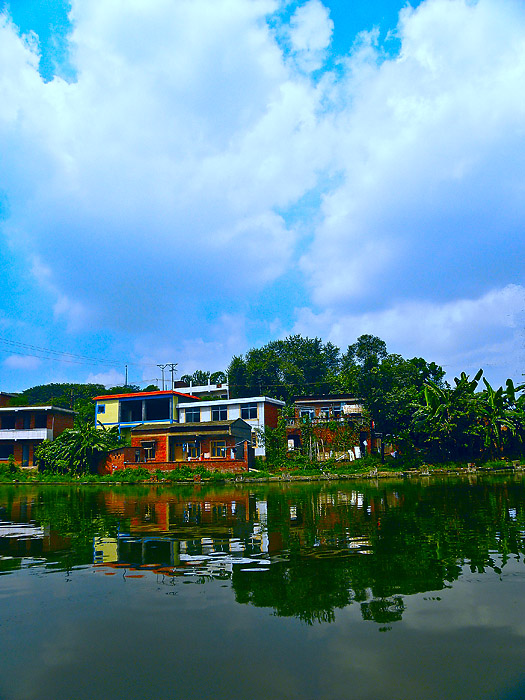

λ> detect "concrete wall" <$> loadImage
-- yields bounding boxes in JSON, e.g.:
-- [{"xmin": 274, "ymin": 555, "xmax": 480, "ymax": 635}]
[{"xmin": 95, "ymin": 399, "xmax": 119, "ymax": 426}]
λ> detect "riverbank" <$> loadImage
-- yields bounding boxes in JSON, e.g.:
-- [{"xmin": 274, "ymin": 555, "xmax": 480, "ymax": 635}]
[{"xmin": 1, "ymin": 458, "xmax": 524, "ymax": 485}]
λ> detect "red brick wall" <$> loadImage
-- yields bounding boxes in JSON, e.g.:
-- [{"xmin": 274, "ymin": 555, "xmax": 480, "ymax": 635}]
[
  {"xmin": 116, "ymin": 459, "xmax": 248, "ymax": 474},
  {"xmin": 12, "ymin": 443, "xmax": 22, "ymax": 464},
  {"xmin": 264, "ymin": 402, "xmax": 280, "ymax": 428},
  {"xmin": 98, "ymin": 447, "xmax": 142, "ymax": 475},
  {"xmin": 10, "ymin": 441, "xmax": 41, "ymax": 467},
  {"xmin": 103, "ymin": 440, "xmax": 249, "ymax": 474},
  {"xmin": 49, "ymin": 412, "xmax": 75, "ymax": 436},
  {"xmin": 130, "ymin": 433, "xmax": 169, "ymax": 461},
  {"xmin": 130, "ymin": 434, "xmax": 244, "ymax": 462}
]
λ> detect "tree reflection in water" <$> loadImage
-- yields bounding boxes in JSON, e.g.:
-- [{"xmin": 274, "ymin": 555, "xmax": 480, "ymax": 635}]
[{"xmin": 1, "ymin": 475, "xmax": 524, "ymax": 626}]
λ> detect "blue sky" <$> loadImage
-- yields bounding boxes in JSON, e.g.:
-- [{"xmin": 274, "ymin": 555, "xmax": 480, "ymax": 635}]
[{"xmin": 0, "ymin": 0, "xmax": 523, "ymax": 391}]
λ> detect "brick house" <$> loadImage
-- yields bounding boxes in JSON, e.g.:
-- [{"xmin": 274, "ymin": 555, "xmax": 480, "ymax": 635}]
[
  {"xmin": 287, "ymin": 394, "xmax": 375, "ymax": 459},
  {"xmin": 100, "ymin": 418, "xmax": 253, "ymax": 474},
  {"xmin": 0, "ymin": 405, "xmax": 75, "ymax": 467},
  {"xmin": 93, "ymin": 390, "xmax": 284, "ymax": 459}
]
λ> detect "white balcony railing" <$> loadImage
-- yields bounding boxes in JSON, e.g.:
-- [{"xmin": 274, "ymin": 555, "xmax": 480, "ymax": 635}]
[{"xmin": 0, "ymin": 428, "xmax": 51, "ymax": 441}]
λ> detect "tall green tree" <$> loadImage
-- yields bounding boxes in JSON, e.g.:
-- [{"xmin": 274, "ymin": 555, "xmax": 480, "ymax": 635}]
[
  {"xmin": 340, "ymin": 335, "xmax": 445, "ymax": 441},
  {"xmin": 228, "ymin": 335, "xmax": 342, "ymax": 401},
  {"xmin": 180, "ymin": 370, "xmax": 211, "ymax": 386},
  {"xmin": 411, "ymin": 371, "xmax": 525, "ymax": 461}
]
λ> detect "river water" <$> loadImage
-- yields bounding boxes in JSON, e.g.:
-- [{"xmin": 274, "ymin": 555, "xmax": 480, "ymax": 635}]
[{"xmin": 1, "ymin": 474, "xmax": 525, "ymax": 700}]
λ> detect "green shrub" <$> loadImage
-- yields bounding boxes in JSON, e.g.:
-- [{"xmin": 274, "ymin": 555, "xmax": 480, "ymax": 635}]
[
  {"xmin": 0, "ymin": 455, "xmax": 23, "ymax": 481},
  {"xmin": 110, "ymin": 467, "xmax": 151, "ymax": 482}
]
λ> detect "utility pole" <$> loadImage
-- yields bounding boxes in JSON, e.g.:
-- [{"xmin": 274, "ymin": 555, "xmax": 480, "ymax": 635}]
[
  {"xmin": 157, "ymin": 364, "xmax": 168, "ymax": 390},
  {"xmin": 125, "ymin": 364, "xmax": 128, "ymax": 387},
  {"xmin": 166, "ymin": 363, "xmax": 178, "ymax": 390}
]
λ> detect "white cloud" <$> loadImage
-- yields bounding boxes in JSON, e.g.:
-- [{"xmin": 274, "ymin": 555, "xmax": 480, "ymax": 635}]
[
  {"xmin": 289, "ymin": 0, "xmax": 333, "ymax": 71},
  {"xmin": 294, "ymin": 284, "xmax": 525, "ymax": 384},
  {"xmin": 300, "ymin": 0, "xmax": 525, "ymax": 308},
  {"xmin": 3, "ymin": 355, "xmax": 41, "ymax": 371},
  {"xmin": 85, "ymin": 368, "xmax": 124, "ymax": 387},
  {"xmin": 0, "ymin": 0, "xmax": 523, "ymax": 385},
  {"xmin": 0, "ymin": 0, "xmax": 327, "ymax": 333}
]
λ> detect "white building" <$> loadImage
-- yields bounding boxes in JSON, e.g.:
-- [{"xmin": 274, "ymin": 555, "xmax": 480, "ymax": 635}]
[{"xmin": 177, "ymin": 396, "xmax": 285, "ymax": 458}]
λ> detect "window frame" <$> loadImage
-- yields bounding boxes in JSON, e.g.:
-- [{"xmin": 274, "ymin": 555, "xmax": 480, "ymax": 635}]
[
  {"xmin": 211, "ymin": 405, "xmax": 227, "ymax": 421},
  {"xmin": 187, "ymin": 441, "xmax": 200, "ymax": 459},
  {"xmin": 211, "ymin": 440, "xmax": 227, "ymax": 458},
  {"xmin": 185, "ymin": 406, "xmax": 201, "ymax": 423},
  {"xmin": 241, "ymin": 402, "xmax": 258, "ymax": 420},
  {"xmin": 141, "ymin": 440, "xmax": 156, "ymax": 460}
]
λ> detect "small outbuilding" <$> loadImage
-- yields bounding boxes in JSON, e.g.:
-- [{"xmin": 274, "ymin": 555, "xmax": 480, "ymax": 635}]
[{"xmin": 100, "ymin": 418, "xmax": 254, "ymax": 474}]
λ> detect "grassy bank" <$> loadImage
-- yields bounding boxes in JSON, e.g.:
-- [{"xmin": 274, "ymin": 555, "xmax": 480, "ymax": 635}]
[{"xmin": 1, "ymin": 455, "xmax": 524, "ymax": 485}]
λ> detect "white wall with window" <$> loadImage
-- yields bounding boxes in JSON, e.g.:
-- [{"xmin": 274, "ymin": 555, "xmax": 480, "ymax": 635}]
[{"xmin": 177, "ymin": 396, "xmax": 285, "ymax": 458}]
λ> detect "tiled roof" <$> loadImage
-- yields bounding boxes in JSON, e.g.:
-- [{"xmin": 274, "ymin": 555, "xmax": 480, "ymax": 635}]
[{"xmin": 92, "ymin": 390, "xmax": 199, "ymax": 401}]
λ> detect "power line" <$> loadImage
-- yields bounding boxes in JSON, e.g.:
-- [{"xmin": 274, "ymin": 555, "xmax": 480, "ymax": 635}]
[
  {"xmin": 0, "ymin": 346, "xmax": 113, "ymax": 367},
  {"xmin": 0, "ymin": 336, "xmax": 123, "ymax": 365},
  {"xmin": 0, "ymin": 336, "xmax": 157, "ymax": 369}
]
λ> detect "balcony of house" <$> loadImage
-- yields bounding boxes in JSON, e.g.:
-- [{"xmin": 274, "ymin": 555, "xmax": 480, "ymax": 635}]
[
  {"xmin": 0, "ymin": 411, "xmax": 52, "ymax": 440},
  {"xmin": 0, "ymin": 428, "xmax": 52, "ymax": 441},
  {"xmin": 118, "ymin": 396, "xmax": 175, "ymax": 427},
  {"xmin": 286, "ymin": 408, "xmax": 364, "ymax": 428}
]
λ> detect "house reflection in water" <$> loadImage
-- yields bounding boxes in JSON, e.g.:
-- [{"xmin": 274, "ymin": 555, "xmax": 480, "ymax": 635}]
[
  {"xmin": 91, "ymin": 486, "xmax": 376, "ymax": 582},
  {"xmin": 92, "ymin": 489, "xmax": 271, "ymax": 577},
  {"xmin": 10, "ymin": 481, "xmax": 513, "ymax": 628}
]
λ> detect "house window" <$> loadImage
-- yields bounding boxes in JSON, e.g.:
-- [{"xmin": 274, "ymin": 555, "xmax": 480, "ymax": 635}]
[
  {"xmin": 120, "ymin": 399, "xmax": 142, "ymax": 423},
  {"xmin": 1, "ymin": 414, "xmax": 16, "ymax": 430},
  {"xmin": 211, "ymin": 440, "xmax": 227, "ymax": 458},
  {"xmin": 300, "ymin": 409, "xmax": 315, "ymax": 421},
  {"xmin": 241, "ymin": 403, "xmax": 257, "ymax": 420},
  {"xmin": 97, "ymin": 404, "xmax": 106, "ymax": 414},
  {"xmin": 187, "ymin": 441, "xmax": 200, "ymax": 458},
  {"xmin": 212, "ymin": 405, "xmax": 227, "ymax": 421},
  {"xmin": 0, "ymin": 443, "xmax": 13, "ymax": 460},
  {"xmin": 141, "ymin": 441, "xmax": 156, "ymax": 459},
  {"xmin": 34, "ymin": 413, "xmax": 47, "ymax": 429},
  {"xmin": 185, "ymin": 406, "xmax": 200, "ymax": 422},
  {"xmin": 320, "ymin": 406, "xmax": 330, "ymax": 420}
]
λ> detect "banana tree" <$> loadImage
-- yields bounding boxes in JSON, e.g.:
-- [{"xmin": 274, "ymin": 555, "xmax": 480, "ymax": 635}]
[
  {"xmin": 412, "ymin": 370, "xmax": 483, "ymax": 460},
  {"xmin": 476, "ymin": 378, "xmax": 525, "ymax": 458},
  {"xmin": 35, "ymin": 423, "xmax": 123, "ymax": 474}
]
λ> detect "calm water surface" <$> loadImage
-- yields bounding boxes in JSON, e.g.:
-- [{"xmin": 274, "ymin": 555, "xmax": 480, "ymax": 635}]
[{"xmin": 1, "ymin": 475, "xmax": 525, "ymax": 700}]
